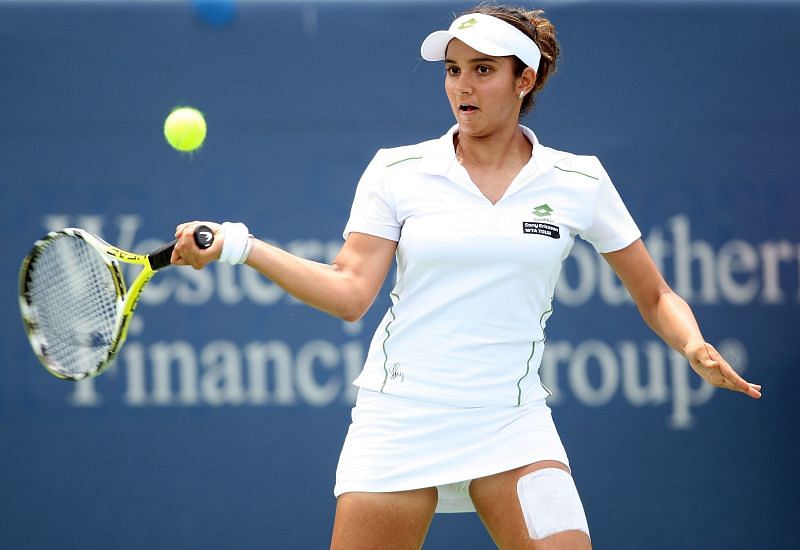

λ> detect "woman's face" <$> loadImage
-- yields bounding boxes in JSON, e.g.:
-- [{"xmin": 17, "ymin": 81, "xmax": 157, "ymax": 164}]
[{"xmin": 444, "ymin": 39, "xmax": 527, "ymax": 138}]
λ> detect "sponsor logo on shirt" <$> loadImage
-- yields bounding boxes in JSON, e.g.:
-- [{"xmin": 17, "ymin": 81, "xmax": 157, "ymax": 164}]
[
  {"xmin": 532, "ymin": 203, "xmax": 554, "ymax": 217},
  {"xmin": 389, "ymin": 363, "xmax": 404, "ymax": 382},
  {"xmin": 523, "ymin": 221, "xmax": 561, "ymax": 238},
  {"xmin": 524, "ymin": 203, "xmax": 561, "ymax": 238}
]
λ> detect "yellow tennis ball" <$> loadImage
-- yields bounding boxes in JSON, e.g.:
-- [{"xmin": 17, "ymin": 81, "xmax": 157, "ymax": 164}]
[{"xmin": 164, "ymin": 107, "xmax": 207, "ymax": 152}]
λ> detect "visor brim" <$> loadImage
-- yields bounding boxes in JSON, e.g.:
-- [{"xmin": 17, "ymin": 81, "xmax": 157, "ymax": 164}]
[{"xmin": 420, "ymin": 29, "xmax": 515, "ymax": 61}]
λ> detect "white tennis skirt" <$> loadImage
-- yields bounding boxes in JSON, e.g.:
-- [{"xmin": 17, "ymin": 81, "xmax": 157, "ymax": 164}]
[{"xmin": 334, "ymin": 388, "xmax": 569, "ymax": 513}]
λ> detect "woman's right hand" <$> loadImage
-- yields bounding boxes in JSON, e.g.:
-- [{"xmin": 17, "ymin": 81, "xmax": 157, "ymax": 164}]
[{"xmin": 171, "ymin": 220, "xmax": 223, "ymax": 269}]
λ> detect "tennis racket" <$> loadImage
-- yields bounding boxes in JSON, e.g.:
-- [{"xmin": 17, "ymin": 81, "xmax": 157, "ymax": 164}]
[{"xmin": 18, "ymin": 225, "xmax": 215, "ymax": 381}]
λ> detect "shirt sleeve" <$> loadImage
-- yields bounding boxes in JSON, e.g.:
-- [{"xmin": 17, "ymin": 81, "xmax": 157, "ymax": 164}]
[
  {"xmin": 579, "ymin": 162, "xmax": 641, "ymax": 253},
  {"xmin": 342, "ymin": 150, "xmax": 402, "ymax": 242}
]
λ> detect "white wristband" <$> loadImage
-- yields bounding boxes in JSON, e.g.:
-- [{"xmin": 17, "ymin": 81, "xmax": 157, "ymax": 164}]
[{"xmin": 219, "ymin": 222, "xmax": 252, "ymax": 265}]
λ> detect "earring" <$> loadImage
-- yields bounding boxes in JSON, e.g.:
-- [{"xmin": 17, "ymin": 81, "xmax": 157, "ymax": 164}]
[{"xmin": 519, "ymin": 90, "xmax": 526, "ymax": 99}]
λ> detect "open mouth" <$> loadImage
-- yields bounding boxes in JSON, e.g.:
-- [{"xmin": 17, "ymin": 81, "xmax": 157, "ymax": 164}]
[{"xmin": 459, "ymin": 104, "xmax": 478, "ymax": 113}]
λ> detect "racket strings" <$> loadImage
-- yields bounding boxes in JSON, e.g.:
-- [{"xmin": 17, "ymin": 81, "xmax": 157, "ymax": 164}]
[{"xmin": 25, "ymin": 235, "xmax": 120, "ymax": 378}]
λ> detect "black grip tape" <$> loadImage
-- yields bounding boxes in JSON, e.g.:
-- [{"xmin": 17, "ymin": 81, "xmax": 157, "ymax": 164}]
[
  {"xmin": 148, "ymin": 240, "xmax": 178, "ymax": 270},
  {"xmin": 148, "ymin": 225, "xmax": 215, "ymax": 270}
]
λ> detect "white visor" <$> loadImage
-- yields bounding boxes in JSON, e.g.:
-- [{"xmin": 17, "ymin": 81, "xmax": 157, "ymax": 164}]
[{"xmin": 420, "ymin": 12, "xmax": 541, "ymax": 72}]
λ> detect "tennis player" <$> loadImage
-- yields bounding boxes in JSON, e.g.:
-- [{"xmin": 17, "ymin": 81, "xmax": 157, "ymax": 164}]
[{"xmin": 173, "ymin": 5, "xmax": 762, "ymax": 549}]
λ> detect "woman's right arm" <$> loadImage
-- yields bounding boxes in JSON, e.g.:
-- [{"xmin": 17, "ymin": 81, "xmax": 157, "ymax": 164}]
[
  {"xmin": 245, "ymin": 232, "xmax": 397, "ymax": 322},
  {"xmin": 172, "ymin": 224, "xmax": 397, "ymax": 322}
]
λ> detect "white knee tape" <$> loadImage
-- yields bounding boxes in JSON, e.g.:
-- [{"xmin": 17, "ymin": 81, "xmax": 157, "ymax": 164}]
[{"xmin": 516, "ymin": 468, "xmax": 590, "ymax": 540}]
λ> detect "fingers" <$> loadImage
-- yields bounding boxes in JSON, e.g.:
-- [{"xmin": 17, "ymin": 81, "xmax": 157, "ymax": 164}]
[
  {"xmin": 698, "ymin": 342, "xmax": 762, "ymax": 399},
  {"xmin": 170, "ymin": 248, "xmax": 185, "ymax": 265},
  {"xmin": 733, "ymin": 379, "xmax": 762, "ymax": 399},
  {"xmin": 172, "ymin": 220, "xmax": 222, "ymax": 269},
  {"xmin": 745, "ymin": 383, "xmax": 762, "ymax": 399},
  {"xmin": 174, "ymin": 221, "xmax": 198, "ymax": 238},
  {"xmin": 720, "ymin": 363, "xmax": 752, "ymax": 393},
  {"xmin": 714, "ymin": 351, "xmax": 762, "ymax": 398}
]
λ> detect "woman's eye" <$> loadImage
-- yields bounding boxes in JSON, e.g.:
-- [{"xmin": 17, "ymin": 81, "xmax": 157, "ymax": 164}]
[
  {"xmin": 446, "ymin": 66, "xmax": 460, "ymax": 75},
  {"xmin": 477, "ymin": 65, "xmax": 491, "ymax": 74}
]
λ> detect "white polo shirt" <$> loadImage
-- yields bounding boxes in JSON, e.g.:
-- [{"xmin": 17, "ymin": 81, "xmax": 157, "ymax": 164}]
[{"xmin": 343, "ymin": 125, "xmax": 640, "ymax": 407}]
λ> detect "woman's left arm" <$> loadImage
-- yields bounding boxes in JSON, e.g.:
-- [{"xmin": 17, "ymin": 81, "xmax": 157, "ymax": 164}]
[{"xmin": 603, "ymin": 239, "xmax": 761, "ymax": 399}]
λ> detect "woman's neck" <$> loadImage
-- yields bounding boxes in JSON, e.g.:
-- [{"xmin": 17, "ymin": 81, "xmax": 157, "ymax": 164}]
[{"xmin": 454, "ymin": 125, "xmax": 532, "ymax": 169}]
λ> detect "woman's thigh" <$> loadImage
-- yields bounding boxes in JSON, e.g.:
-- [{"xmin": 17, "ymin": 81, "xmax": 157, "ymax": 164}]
[
  {"xmin": 330, "ymin": 488, "xmax": 438, "ymax": 550},
  {"xmin": 469, "ymin": 461, "xmax": 591, "ymax": 550}
]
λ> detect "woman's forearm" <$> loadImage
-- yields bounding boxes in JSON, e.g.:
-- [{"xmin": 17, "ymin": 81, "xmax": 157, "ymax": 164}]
[
  {"xmin": 638, "ymin": 289, "xmax": 705, "ymax": 357},
  {"xmin": 244, "ymin": 240, "xmax": 366, "ymax": 321}
]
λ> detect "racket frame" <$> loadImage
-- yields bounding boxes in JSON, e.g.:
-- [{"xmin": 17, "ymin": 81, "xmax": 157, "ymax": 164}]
[{"xmin": 19, "ymin": 228, "xmax": 175, "ymax": 380}]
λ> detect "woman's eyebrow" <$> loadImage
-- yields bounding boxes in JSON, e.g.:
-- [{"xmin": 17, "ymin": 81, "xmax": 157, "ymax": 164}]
[{"xmin": 444, "ymin": 57, "xmax": 498, "ymax": 64}]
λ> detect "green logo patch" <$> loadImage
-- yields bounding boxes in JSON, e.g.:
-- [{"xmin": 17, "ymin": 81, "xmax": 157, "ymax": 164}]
[
  {"xmin": 458, "ymin": 18, "xmax": 478, "ymax": 30},
  {"xmin": 532, "ymin": 204, "xmax": 554, "ymax": 217}
]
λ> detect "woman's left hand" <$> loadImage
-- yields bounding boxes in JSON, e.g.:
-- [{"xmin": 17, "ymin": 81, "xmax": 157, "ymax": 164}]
[{"xmin": 685, "ymin": 341, "xmax": 762, "ymax": 399}]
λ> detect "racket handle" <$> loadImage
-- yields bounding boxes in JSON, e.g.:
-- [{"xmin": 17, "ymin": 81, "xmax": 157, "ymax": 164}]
[
  {"xmin": 148, "ymin": 225, "xmax": 216, "ymax": 270},
  {"xmin": 193, "ymin": 225, "xmax": 214, "ymax": 249}
]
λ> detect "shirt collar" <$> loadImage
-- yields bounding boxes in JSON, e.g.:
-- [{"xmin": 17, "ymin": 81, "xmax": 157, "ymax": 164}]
[
  {"xmin": 417, "ymin": 123, "xmax": 560, "ymax": 177},
  {"xmin": 415, "ymin": 124, "xmax": 459, "ymax": 176}
]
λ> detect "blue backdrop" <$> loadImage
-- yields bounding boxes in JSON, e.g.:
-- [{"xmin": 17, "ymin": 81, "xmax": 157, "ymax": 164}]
[{"xmin": 1, "ymin": 1, "xmax": 798, "ymax": 548}]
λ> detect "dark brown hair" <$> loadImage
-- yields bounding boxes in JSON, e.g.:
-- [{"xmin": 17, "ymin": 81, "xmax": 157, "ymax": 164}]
[{"xmin": 461, "ymin": 4, "xmax": 561, "ymax": 117}]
